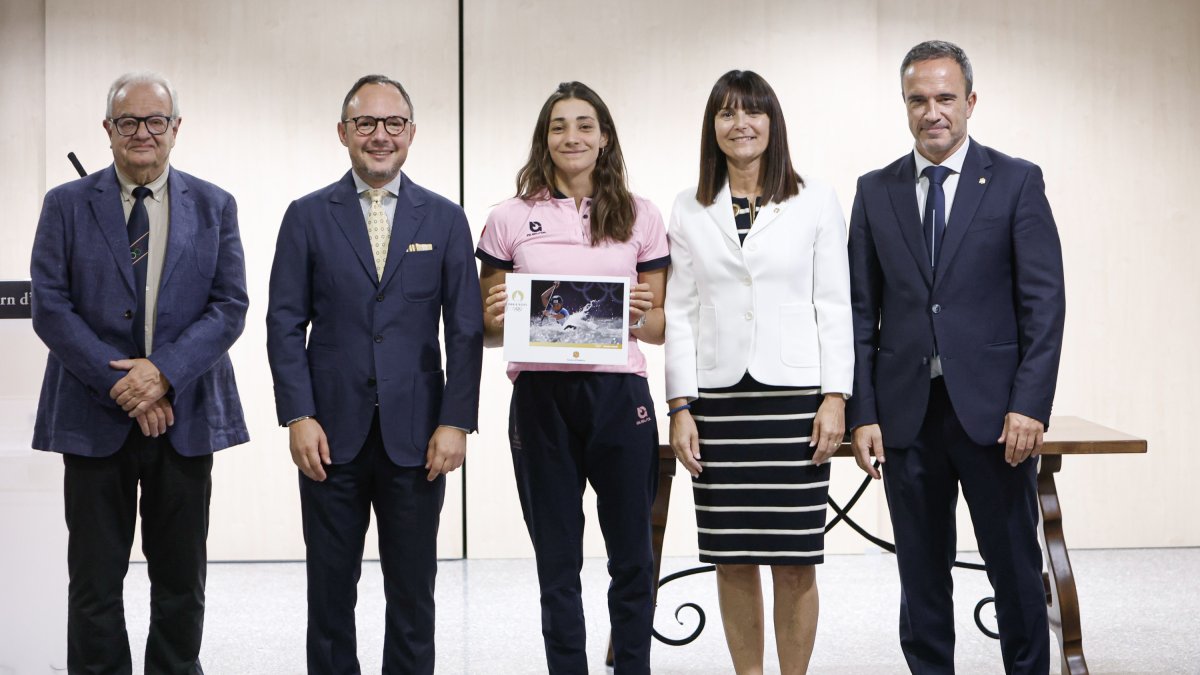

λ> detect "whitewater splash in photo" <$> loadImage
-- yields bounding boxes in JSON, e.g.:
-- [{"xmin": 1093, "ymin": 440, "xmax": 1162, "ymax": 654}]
[{"xmin": 528, "ymin": 299, "xmax": 624, "ymax": 348}]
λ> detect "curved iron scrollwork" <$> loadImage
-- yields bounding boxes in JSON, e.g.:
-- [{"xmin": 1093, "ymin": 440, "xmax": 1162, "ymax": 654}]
[
  {"xmin": 974, "ymin": 598, "xmax": 1001, "ymax": 639},
  {"xmin": 654, "ymin": 461, "xmax": 999, "ymax": 647},
  {"xmin": 651, "ymin": 565, "xmax": 713, "ymax": 645}
]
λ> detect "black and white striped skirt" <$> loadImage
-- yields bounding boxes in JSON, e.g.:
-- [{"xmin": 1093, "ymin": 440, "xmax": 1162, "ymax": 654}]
[{"xmin": 691, "ymin": 373, "xmax": 829, "ymax": 566}]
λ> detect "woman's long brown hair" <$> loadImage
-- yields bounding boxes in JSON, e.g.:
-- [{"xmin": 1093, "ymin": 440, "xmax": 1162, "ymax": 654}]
[{"xmin": 516, "ymin": 81, "xmax": 636, "ymax": 244}]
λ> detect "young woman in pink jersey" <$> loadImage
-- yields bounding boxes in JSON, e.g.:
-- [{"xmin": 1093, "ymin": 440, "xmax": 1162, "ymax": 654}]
[{"xmin": 475, "ymin": 81, "xmax": 670, "ymax": 675}]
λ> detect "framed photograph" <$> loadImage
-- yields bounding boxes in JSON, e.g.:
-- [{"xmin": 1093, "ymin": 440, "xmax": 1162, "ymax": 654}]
[{"xmin": 502, "ymin": 273, "xmax": 629, "ymax": 365}]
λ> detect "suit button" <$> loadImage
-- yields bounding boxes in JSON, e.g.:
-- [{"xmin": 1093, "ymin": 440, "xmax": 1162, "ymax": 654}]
[
  {"xmin": 367, "ymin": 377, "xmax": 377, "ymax": 387},
  {"xmin": 922, "ymin": 357, "xmax": 930, "ymax": 365},
  {"xmin": 123, "ymin": 310, "xmax": 133, "ymax": 319},
  {"xmin": 374, "ymin": 334, "xmax": 384, "ymax": 343},
  {"xmin": 932, "ymin": 304, "xmax": 942, "ymax": 314},
  {"xmin": 376, "ymin": 294, "xmax": 385, "ymax": 302}
]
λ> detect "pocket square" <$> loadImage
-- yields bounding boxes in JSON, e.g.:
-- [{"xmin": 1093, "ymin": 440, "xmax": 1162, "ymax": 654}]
[{"xmin": 406, "ymin": 243, "xmax": 434, "ymax": 252}]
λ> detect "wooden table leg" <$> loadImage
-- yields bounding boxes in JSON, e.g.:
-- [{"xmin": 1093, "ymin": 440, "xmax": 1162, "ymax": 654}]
[
  {"xmin": 607, "ymin": 446, "xmax": 677, "ymax": 667},
  {"xmin": 1038, "ymin": 455, "xmax": 1088, "ymax": 674}
]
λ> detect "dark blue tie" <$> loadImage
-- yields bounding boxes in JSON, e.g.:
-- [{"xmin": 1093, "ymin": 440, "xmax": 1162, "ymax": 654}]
[
  {"xmin": 129, "ymin": 186, "xmax": 152, "ymax": 356},
  {"xmin": 921, "ymin": 165, "xmax": 952, "ymax": 270}
]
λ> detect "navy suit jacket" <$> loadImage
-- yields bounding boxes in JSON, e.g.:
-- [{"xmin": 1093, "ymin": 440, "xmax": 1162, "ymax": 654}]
[
  {"xmin": 266, "ymin": 171, "xmax": 483, "ymax": 467},
  {"xmin": 31, "ymin": 165, "xmax": 250, "ymax": 457},
  {"xmin": 846, "ymin": 139, "xmax": 1065, "ymax": 449}
]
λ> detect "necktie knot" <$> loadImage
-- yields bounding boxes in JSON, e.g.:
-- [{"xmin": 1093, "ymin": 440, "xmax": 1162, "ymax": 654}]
[
  {"xmin": 922, "ymin": 164, "xmax": 952, "ymax": 186},
  {"xmin": 367, "ymin": 188, "xmax": 387, "ymax": 205},
  {"xmin": 132, "ymin": 185, "xmax": 152, "ymax": 201}
]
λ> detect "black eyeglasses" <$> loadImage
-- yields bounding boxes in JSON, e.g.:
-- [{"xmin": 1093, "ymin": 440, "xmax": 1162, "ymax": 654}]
[
  {"xmin": 342, "ymin": 115, "xmax": 412, "ymax": 136},
  {"xmin": 108, "ymin": 115, "xmax": 175, "ymax": 137}
]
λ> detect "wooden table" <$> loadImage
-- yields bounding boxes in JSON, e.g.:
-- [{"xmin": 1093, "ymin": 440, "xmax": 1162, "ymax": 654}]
[{"xmin": 617, "ymin": 416, "xmax": 1146, "ymax": 674}]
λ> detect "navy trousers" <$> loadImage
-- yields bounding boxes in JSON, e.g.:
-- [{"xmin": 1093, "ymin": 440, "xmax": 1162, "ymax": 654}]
[
  {"xmin": 300, "ymin": 413, "xmax": 445, "ymax": 675},
  {"xmin": 63, "ymin": 425, "xmax": 212, "ymax": 675},
  {"xmin": 883, "ymin": 378, "xmax": 1049, "ymax": 674},
  {"xmin": 509, "ymin": 372, "xmax": 659, "ymax": 675}
]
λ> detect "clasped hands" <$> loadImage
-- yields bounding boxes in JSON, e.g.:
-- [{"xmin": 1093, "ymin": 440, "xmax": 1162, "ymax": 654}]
[
  {"xmin": 108, "ymin": 358, "xmax": 173, "ymax": 438},
  {"xmin": 850, "ymin": 411, "xmax": 1045, "ymax": 479}
]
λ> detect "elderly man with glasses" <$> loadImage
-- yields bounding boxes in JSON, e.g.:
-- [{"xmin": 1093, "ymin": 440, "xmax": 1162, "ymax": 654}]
[
  {"xmin": 30, "ymin": 71, "xmax": 249, "ymax": 673},
  {"xmin": 266, "ymin": 74, "xmax": 482, "ymax": 674}
]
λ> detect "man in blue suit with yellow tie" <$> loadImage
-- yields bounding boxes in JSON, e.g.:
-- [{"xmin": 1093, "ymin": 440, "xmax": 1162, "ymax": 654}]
[
  {"xmin": 848, "ymin": 41, "xmax": 1066, "ymax": 674},
  {"xmin": 31, "ymin": 72, "xmax": 249, "ymax": 674},
  {"xmin": 266, "ymin": 74, "xmax": 483, "ymax": 675}
]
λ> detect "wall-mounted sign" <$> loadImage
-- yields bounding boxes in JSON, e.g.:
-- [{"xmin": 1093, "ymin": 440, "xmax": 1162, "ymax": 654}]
[{"xmin": 0, "ymin": 280, "xmax": 32, "ymax": 319}]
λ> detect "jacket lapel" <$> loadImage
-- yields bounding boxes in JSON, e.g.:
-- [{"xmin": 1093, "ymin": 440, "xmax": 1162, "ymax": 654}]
[
  {"xmin": 329, "ymin": 172, "xmax": 378, "ymax": 284},
  {"xmin": 886, "ymin": 155, "xmax": 933, "ymax": 288},
  {"xmin": 379, "ymin": 174, "xmax": 426, "ymax": 290},
  {"xmin": 89, "ymin": 166, "xmax": 136, "ymax": 295},
  {"xmin": 159, "ymin": 170, "xmax": 191, "ymax": 289},
  {"xmin": 704, "ymin": 182, "xmax": 741, "ymax": 247},
  {"xmin": 934, "ymin": 140, "xmax": 992, "ymax": 292},
  {"xmin": 743, "ymin": 195, "xmax": 786, "ymax": 240}
]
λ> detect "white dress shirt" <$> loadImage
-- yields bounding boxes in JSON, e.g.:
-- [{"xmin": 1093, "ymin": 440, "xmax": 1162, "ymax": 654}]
[{"xmin": 351, "ymin": 171, "xmax": 401, "ymax": 228}]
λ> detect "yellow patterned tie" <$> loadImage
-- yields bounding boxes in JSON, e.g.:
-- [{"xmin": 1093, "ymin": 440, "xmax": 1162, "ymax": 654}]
[{"xmin": 365, "ymin": 188, "xmax": 390, "ymax": 281}]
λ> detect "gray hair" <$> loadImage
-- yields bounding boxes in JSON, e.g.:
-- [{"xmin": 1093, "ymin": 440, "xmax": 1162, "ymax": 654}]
[
  {"xmin": 106, "ymin": 71, "xmax": 180, "ymax": 118},
  {"xmin": 341, "ymin": 74, "xmax": 414, "ymax": 121},
  {"xmin": 901, "ymin": 40, "xmax": 973, "ymax": 95}
]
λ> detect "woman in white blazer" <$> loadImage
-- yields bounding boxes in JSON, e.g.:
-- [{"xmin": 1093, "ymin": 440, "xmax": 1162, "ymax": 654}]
[{"xmin": 663, "ymin": 70, "xmax": 853, "ymax": 674}]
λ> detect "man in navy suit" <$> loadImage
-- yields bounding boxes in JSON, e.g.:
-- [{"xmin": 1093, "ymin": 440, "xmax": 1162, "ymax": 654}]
[
  {"xmin": 31, "ymin": 72, "xmax": 248, "ymax": 673},
  {"xmin": 847, "ymin": 41, "xmax": 1065, "ymax": 674},
  {"xmin": 266, "ymin": 74, "xmax": 482, "ymax": 674}
]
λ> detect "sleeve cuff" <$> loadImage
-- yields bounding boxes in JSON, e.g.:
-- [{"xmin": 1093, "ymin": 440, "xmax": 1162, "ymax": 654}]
[
  {"xmin": 475, "ymin": 248, "xmax": 514, "ymax": 271},
  {"xmin": 636, "ymin": 254, "xmax": 670, "ymax": 273}
]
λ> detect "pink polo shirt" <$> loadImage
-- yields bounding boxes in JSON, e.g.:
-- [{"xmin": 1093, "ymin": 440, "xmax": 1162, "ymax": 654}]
[{"xmin": 476, "ymin": 192, "xmax": 670, "ymax": 380}]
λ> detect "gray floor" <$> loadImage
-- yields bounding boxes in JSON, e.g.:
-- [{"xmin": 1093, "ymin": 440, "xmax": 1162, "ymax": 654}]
[{"xmin": 114, "ymin": 548, "xmax": 1197, "ymax": 674}]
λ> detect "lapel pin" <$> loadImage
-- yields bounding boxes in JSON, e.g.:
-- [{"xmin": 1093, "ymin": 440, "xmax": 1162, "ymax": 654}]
[{"xmin": 979, "ymin": 177, "xmax": 987, "ymax": 184}]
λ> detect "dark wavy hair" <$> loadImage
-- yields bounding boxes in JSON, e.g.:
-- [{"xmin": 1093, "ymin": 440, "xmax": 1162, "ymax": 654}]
[
  {"xmin": 516, "ymin": 81, "xmax": 635, "ymax": 245},
  {"xmin": 696, "ymin": 70, "xmax": 802, "ymax": 205}
]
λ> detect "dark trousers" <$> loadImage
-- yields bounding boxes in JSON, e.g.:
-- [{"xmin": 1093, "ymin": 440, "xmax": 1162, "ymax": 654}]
[
  {"xmin": 63, "ymin": 426, "xmax": 213, "ymax": 675},
  {"xmin": 509, "ymin": 372, "xmax": 659, "ymax": 675},
  {"xmin": 300, "ymin": 413, "xmax": 445, "ymax": 675},
  {"xmin": 883, "ymin": 378, "xmax": 1049, "ymax": 674}
]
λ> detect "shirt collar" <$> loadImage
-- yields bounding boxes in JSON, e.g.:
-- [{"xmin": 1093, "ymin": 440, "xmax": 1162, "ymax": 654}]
[
  {"xmin": 352, "ymin": 170, "xmax": 403, "ymax": 198},
  {"xmin": 115, "ymin": 165, "xmax": 170, "ymax": 202},
  {"xmin": 913, "ymin": 137, "xmax": 970, "ymax": 180}
]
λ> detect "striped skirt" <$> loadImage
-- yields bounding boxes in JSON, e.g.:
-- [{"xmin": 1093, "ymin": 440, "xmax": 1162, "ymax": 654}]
[{"xmin": 691, "ymin": 373, "xmax": 829, "ymax": 565}]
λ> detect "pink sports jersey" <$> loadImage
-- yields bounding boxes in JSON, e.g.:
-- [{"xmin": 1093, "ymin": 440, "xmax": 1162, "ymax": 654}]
[{"xmin": 476, "ymin": 192, "xmax": 670, "ymax": 380}]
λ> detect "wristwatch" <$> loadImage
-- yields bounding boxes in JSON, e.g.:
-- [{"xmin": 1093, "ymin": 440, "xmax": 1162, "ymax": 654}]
[{"xmin": 632, "ymin": 314, "xmax": 646, "ymax": 330}]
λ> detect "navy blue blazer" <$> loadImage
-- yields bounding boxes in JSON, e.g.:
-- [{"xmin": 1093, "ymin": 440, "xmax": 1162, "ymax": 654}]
[
  {"xmin": 266, "ymin": 171, "xmax": 483, "ymax": 467},
  {"xmin": 846, "ymin": 140, "xmax": 1066, "ymax": 449},
  {"xmin": 31, "ymin": 165, "xmax": 250, "ymax": 457}
]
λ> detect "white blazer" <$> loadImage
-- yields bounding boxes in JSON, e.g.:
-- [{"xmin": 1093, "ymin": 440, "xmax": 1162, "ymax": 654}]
[{"xmin": 664, "ymin": 179, "xmax": 854, "ymax": 401}]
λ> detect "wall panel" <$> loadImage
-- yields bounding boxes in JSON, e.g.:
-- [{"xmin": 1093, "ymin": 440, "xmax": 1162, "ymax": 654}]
[
  {"xmin": 463, "ymin": 0, "xmax": 1200, "ymax": 558},
  {"xmin": 36, "ymin": 0, "xmax": 464, "ymax": 560},
  {"xmin": 1, "ymin": 0, "xmax": 1196, "ymax": 574}
]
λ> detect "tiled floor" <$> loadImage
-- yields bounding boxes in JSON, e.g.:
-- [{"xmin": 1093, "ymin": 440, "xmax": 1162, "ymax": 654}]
[{"xmin": 86, "ymin": 548, "xmax": 1198, "ymax": 673}]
